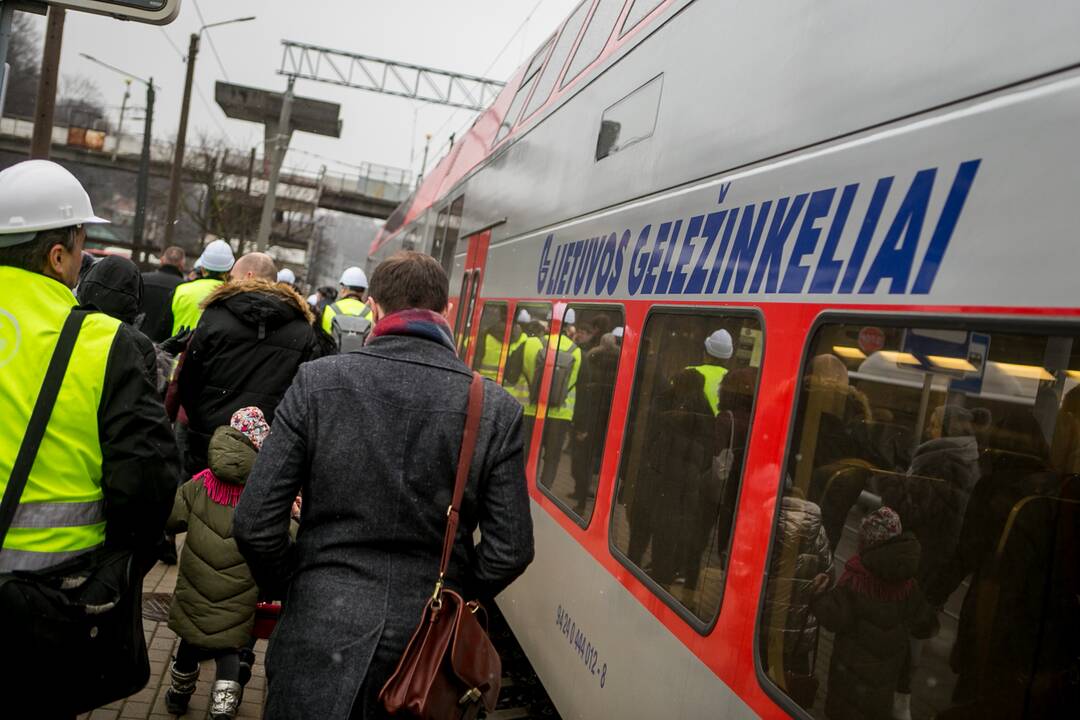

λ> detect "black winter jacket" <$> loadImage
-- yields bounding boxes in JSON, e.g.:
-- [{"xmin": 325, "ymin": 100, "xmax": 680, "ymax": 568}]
[
  {"xmin": 178, "ymin": 279, "xmax": 323, "ymax": 473},
  {"xmin": 140, "ymin": 265, "xmax": 185, "ymax": 342}
]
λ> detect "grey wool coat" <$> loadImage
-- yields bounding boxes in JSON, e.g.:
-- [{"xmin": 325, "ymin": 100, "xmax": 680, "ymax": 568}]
[{"xmin": 233, "ymin": 332, "xmax": 535, "ymax": 720}]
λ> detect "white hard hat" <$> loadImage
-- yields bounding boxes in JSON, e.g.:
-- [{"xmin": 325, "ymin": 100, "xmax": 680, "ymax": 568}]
[
  {"xmin": 193, "ymin": 256, "xmax": 204, "ymax": 270},
  {"xmin": 613, "ymin": 326, "xmax": 624, "ymax": 338},
  {"xmin": 277, "ymin": 267, "xmax": 296, "ymax": 284},
  {"xmin": 340, "ymin": 266, "xmax": 368, "ymax": 288},
  {"xmin": 564, "ymin": 308, "xmax": 577, "ymax": 326},
  {"xmin": 0, "ymin": 160, "xmax": 109, "ymax": 246},
  {"xmin": 516, "ymin": 309, "xmax": 532, "ymax": 323},
  {"xmin": 306, "ymin": 293, "xmax": 318, "ymax": 306},
  {"xmin": 705, "ymin": 329, "xmax": 734, "ymax": 360},
  {"xmin": 200, "ymin": 239, "xmax": 235, "ymax": 272}
]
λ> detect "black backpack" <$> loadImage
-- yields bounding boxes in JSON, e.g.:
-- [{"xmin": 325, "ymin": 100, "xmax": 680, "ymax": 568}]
[
  {"xmin": 330, "ymin": 303, "xmax": 372, "ymax": 353},
  {"xmin": 530, "ymin": 339, "xmax": 578, "ymax": 407}
]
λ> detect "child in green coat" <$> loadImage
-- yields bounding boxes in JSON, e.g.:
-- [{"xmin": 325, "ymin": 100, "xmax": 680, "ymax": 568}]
[{"xmin": 165, "ymin": 406, "xmax": 269, "ymax": 720}]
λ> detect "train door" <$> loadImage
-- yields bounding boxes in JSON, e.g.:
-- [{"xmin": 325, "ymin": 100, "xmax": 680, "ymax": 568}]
[{"xmin": 452, "ymin": 230, "xmax": 491, "ymax": 361}]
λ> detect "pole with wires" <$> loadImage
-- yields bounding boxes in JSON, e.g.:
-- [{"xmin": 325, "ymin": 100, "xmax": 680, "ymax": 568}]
[{"xmin": 256, "ymin": 76, "xmax": 295, "ymax": 252}]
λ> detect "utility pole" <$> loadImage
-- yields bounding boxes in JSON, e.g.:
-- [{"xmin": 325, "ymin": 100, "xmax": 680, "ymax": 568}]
[
  {"xmin": 255, "ymin": 75, "xmax": 294, "ymax": 252},
  {"xmin": 132, "ymin": 78, "xmax": 154, "ymax": 265},
  {"xmin": 31, "ymin": 6, "xmax": 65, "ymax": 159},
  {"xmin": 111, "ymin": 78, "xmax": 131, "ymax": 161},
  {"xmin": 163, "ymin": 31, "xmax": 198, "ymax": 246}
]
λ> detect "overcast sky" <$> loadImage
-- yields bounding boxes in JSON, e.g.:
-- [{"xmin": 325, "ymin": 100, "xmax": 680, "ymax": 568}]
[{"xmin": 24, "ymin": 0, "xmax": 580, "ymax": 180}]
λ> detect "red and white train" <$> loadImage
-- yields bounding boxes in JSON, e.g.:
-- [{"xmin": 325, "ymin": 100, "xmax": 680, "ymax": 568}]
[{"xmin": 369, "ymin": 1, "xmax": 1080, "ymax": 718}]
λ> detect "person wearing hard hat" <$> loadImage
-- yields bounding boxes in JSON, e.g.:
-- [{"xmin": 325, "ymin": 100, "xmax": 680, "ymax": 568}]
[
  {"xmin": 536, "ymin": 308, "xmax": 583, "ymax": 490},
  {"xmin": 167, "ymin": 239, "xmax": 235, "ymax": 336},
  {"xmin": 687, "ymin": 329, "xmax": 734, "ymax": 415},
  {"xmin": 502, "ymin": 308, "xmax": 544, "ymax": 453},
  {"xmin": 321, "ymin": 266, "xmax": 372, "ymax": 336},
  {"xmin": 0, "ymin": 160, "xmax": 179, "ymax": 707},
  {"xmin": 277, "ymin": 267, "xmax": 297, "ymax": 290}
]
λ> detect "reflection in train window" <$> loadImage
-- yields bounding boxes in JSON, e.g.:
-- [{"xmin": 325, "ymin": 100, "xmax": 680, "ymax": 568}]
[
  {"xmin": 612, "ymin": 311, "xmax": 763, "ymax": 624},
  {"xmin": 537, "ymin": 305, "xmax": 625, "ymax": 524},
  {"xmin": 620, "ymin": 0, "xmax": 663, "ymax": 37},
  {"xmin": 595, "ymin": 74, "xmax": 663, "ymax": 161},
  {"xmin": 521, "ymin": 0, "xmax": 591, "ymax": 121},
  {"xmin": 472, "ymin": 302, "xmax": 509, "ymax": 380},
  {"xmin": 494, "ymin": 36, "xmax": 554, "ymax": 145},
  {"xmin": 501, "ymin": 303, "xmax": 554, "ymax": 457},
  {"xmin": 562, "ymin": 0, "xmax": 625, "ymax": 88},
  {"xmin": 759, "ymin": 321, "xmax": 1080, "ymax": 719}
]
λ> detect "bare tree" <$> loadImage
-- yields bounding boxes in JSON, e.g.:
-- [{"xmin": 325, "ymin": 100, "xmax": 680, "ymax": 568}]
[
  {"xmin": 3, "ymin": 12, "xmax": 43, "ymax": 118},
  {"xmin": 56, "ymin": 75, "xmax": 112, "ymax": 131}
]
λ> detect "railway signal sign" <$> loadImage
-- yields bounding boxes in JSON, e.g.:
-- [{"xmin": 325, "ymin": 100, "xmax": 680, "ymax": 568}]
[{"xmin": 37, "ymin": 0, "xmax": 181, "ymax": 25}]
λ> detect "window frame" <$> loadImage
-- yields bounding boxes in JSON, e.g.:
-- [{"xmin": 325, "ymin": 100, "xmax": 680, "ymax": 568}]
[
  {"xmin": 619, "ymin": 0, "xmax": 665, "ymax": 38},
  {"xmin": 608, "ymin": 304, "xmax": 766, "ymax": 635},
  {"xmin": 561, "ymin": 0, "xmax": 626, "ymax": 90},
  {"xmin": 493, "ymin": 35, "xmax": 556, "ymax": 146},
  {"xmin": 519, "ymin": 0, "xmax": 593, "ymax": 125},
  {"xmin": 471, "ymin": 300, "xmax": 511, "ymax": 379},
  {"xmin": 535, "ymin": 302, "xmax": 627, "ymax": 530},
  {"xmin": 753, "ymin": 309, "xmax": 1080, "ymax": 717}
]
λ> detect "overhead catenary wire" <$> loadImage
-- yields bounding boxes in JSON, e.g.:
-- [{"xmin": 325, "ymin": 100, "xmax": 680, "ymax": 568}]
[
  {"xmin": 159, "ymin": 26, "xmax": 234, "ymax": 145},
  {"xmin": 191, "ymin": 0, "xmax": 233, "ymax": 82}
]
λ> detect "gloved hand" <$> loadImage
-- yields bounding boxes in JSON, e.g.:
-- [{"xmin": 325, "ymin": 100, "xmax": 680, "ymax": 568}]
[{"xmin": 159, "ymin": 328, "xmax": 193, "ymax": 355}]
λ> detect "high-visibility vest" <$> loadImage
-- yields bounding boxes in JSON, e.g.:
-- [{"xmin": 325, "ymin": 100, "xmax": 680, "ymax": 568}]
[
  {"xmin": 321, "ymin": 296, "xmax": 371, "ymax": 335},
  {"xmin": 543, "ymin": 334, "xmax": 582, "ymax": 422},
  {"xmin": 504, "ymin": 334, "xmax": 531, "ymax": 409},
  {"xmin": 477, "ymin": 333, "xmax": 502, "ymax": 380},
  {"xmin": 520, "ymin": 335, "xmax": 546, "ymax": 418},
  {"xmin": 171, "ymin": 277, "xmax": 223, "ymax": 335},
  {"xmin": 0, "ymin": 267, "xmax": 119, "ymax": 572},
  {"xmin": 687, "ymin": 364, "xmax": 728, "ymax": 415}
]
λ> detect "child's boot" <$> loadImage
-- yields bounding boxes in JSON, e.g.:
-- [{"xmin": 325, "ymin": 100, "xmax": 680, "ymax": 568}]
[
  {"xmin": 210, "ymin": 679, "xmax": 243, "ymax": 720},
  {"xmin": 164, "ymin": 661, "xmax": 200, "ymax": 715}
]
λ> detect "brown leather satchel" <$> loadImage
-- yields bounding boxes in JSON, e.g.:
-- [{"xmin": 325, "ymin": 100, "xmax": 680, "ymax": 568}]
[{"xmin": 379, "ymin": 372, "xmax": 501, "ymax": 720}]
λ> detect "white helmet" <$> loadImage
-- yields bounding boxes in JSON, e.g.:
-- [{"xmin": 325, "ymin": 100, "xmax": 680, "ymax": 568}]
[
  {"xmin": 705, "ymin": 329, "xmax": 734, "ymax": 360},
  {"xmin": 340, "ymin": 266, "xmax": 368, "ymax": 289},
  {"xmin": 193, "ymin": 256, "xmax": 204, "ymax": 270},
  {"xmin": 277, "ymin": 267, "xmax": 296, "ymax": 284},
  {"xmin": 516, "ymin": 309, "xmax": 531, "ymax": 323},
  {"xmin": 613, "ymin": 326, "xmax": 625, "ymax": 338},
  {"xmin": 564, "ymin": 308, "xmax": 577, "ymax": 326},
  {"xmin": 200, "ymin": 239, "xmax": 235, "ymax": 272},
  {"xmin": 0, "ymin": 160, "xmax": 109, "ymax": 246}
]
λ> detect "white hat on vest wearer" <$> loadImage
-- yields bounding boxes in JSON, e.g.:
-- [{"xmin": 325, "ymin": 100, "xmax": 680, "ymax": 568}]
[
  {"xmin": 277, "ymin": 267, "xmax": 296, "ymax": 284},
  {"xmin": 705, "ymin": 329, "xmax": 734, "ymax": 360},
  {"xmin": 0, "ymin": 160, "xmax": 109, "ymax": 247},
  {"xmin": 564, "ymin": 308, "xmax": 577, "ymax": 326},
  {"xmin": 340, "ymin": 266, "xmax": 368, "ymax": 289},
  {"xmin": 517, "ymin": 309, "xmax": 532, "ymax": 323},
  {"xmin": 613, "ymin": 326, "xmax": 624, "ymax": 338},
  {"xmin": 200, "ymin": 239, "xmax": 235, "ymax": 273}
]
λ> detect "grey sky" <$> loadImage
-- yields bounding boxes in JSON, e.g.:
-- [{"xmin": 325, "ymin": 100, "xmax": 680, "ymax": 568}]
[{"xmin": 28, "ymin": 0, "xmax": 580, "ymax": 180}]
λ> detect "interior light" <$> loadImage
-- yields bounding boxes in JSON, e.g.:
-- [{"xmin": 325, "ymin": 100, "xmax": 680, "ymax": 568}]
[
  {"xmin": 1066, "ymin": 370, "xmax": 1080, "ymax": 380},
  {"xmin": 833, "ymin": 346, "xmax": 866, "ymax": 360},
  {"xmin": 927, "ymin": 355, "xmax": 977, "ymax": 372},
  {"xmin": 993, "ymin": 362, "xmax": 1054, "ymax": 381},
  {"xmin": 878, "ymin": 351, "xmax": 921, "ymax": 366}
]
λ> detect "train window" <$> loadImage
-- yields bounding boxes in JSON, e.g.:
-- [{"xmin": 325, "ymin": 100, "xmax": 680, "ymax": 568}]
[
  {"xmin": 453, "ymin": 269, "xmax": 474, "ymax": 351},
  {"xmin": 472, "ymin": 302, "xmax": 509, "ymax": 380},
  {"xmin": 495, "ymin": 36, "xmax": 554, "ymax": 145},
  {"xmin": 537, "ymin": 305, "xmax": 625, "ymax": 524},
  {"xmin": 758, "ymin": 320, "xmax": 1080, "ymax": 720},
  {"xmin": 520, "ymin": 0, "xmax": 591, "ymax": 121},
  {"xmin": 612, "ymin": 310, "xmax": 763, "ymax": 625},
  {"xmin": 458, "ymin": 272, "xmax": 482, "ymax": 358},
  {"xmin": 502, "ymin": 303, "xmax": 554, "ymax": 457},
  {"xmin": 562, "ymin": 0, "xmax": 625, "ymax": 88},
  {"xmin": 442, "ymin": 196, "xmax": 465, "ymax": 275},
  {"xmin": 431, "ymin": 206, "xmax": 450, "ymax": 268},
  {"xmin": 620, "ymin": 0, "xmax": 663, "ymax": 37},
  {"xmin": 595, "ymin": 74, "xmax": 662, "ymax": 161}
]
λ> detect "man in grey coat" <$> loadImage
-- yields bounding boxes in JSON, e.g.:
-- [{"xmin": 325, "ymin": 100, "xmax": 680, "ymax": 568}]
[{"xmin": 233, "ymin": 251, "xmax": 534, "ymax": 719}]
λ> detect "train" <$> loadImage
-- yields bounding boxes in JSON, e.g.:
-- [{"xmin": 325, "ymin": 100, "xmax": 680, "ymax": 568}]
[{"xmin": 368, "ymin": 1, "xmax": 1080, "ymax": 718}]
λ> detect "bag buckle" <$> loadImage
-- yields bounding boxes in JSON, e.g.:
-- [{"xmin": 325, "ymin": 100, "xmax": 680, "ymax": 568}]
[
  {"xmin": 459, "ymin": 687, "xmax": 482, "ymax": 705},
  {"xmin": 431, "ymin": 574, "xmax": 445, "ymax": 611}
]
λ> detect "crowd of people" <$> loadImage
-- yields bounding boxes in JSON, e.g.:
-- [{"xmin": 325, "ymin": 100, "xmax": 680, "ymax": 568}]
[{"xmin": 0, "ymin": 160, "xmax": 534, "ymax": 719}]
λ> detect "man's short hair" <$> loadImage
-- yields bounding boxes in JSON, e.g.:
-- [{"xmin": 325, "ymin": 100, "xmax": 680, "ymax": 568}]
[
  {"xmin": 160, "ymin": 246, "xmax": 186, "ymax": 268},
  {"xmin": 368, "ymin": 251, "xmax": 449, "ymax": 315},
  {"xmin": 231, "ymin": 252, "xmax": 277, "ymax": 281},
  {"xmin": 0, "ymin": 227, "xmax": 77, "ymax": 273}
]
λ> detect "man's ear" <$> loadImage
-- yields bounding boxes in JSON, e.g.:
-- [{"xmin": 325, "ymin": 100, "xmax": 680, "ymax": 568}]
[
  {"xmin": 440, "ymin": 305, "xmax": 451, "ymax": 320},
  {"xmin": 368, "ymin": 298, "xmax": 384, "ymax": 322}
]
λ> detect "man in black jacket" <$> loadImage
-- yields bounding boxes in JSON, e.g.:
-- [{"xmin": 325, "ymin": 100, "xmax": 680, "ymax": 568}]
[
  {"xmin": 234, "ymin": 251, "xmax": 534, "ymax": 720},
  {"xmin": 140, "ymin": 246, "xmax": 186, "ymax": 342},
  {"xmin": 177, "ymin": 252, "xmax": 324, "ymax": 473}
]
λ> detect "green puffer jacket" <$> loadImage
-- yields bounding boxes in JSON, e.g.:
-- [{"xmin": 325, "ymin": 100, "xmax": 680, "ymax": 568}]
[{"xmin": 167, "ymin": 425, "xmax": 258, "ymax": 649}]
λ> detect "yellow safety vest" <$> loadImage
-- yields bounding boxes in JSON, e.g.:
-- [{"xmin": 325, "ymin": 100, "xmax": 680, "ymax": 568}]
[
  {"xmin": 520, "ymin": 335, "xmax": 546, "ymax": 418},
  {"xmin": 477, "ymin": 333, "xmax": 502, "ymax": 380},
  {"xmin": 503, "ymin": 334, "xmax": 531, "ymax": 409},
  {"xmin": 543, "ymin": 335, "xmax": 582, "ymax": 422},
  {"xmin": 171, "ymin": 277, "xmax": 223, "ymax": 335},
  {"xmin": 0, "ymin": 267, "xmax": 119, "ymax": 572},
  {"xmin": 321, "ymin": 296, "xmax": 371, "ymax": 335},
  {"xmin": 687, "ymin": 364, "xmax": 728, "ymax": 415}
]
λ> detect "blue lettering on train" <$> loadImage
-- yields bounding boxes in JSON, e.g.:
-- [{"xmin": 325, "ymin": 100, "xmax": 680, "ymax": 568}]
[{"xmin": 534, "ymin": 159, "xmax": 982, "ymax": 297}]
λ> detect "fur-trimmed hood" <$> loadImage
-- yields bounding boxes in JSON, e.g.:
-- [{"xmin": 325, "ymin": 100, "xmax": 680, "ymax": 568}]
[{"xmin": 200, "ymin": 278, "xmax": 315, "ymax": 328}]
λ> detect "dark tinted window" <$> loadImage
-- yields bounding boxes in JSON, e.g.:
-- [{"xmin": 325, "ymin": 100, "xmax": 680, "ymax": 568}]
[
  {"xmin": 759, "ymin": 321, "xmax": 1080, "ymax": 719},
  {"xmin": 563, "ymin": 0, "xmax": 625, "ymax": 87},
  {"xmin": 538, "ymin": 305, "xmax": 625, "ymax": 523},
  {"xmin": 521, "ymin": 0, "xmax": 591, "ymax": 121},
  {"xmin": 612, "ymin": 311, "xmax": 763, "ymax": 623},
  {"xmin": 502, "ymin": 303, "xmax": 554, "ymax": 457},
  {"xmin": 620, "ymin": 0, "xmax": 663, "ymax": 36},
  {"xmin": 494, "ymin": 37, "xmax": 554, "ymax": 144},
  {"xmin": 472, "ymin": 302, "xmax": 509, "ymax": 380}
]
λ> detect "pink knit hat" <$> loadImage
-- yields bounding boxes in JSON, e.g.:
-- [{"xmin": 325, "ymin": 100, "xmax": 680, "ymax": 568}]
[
  {"xmin": 230, "ymin": 406, "xmax": 270, "ymax": 451},
  {"xmin": 859, "ymin": 506, "xmax": 902, "ymax": 552}
]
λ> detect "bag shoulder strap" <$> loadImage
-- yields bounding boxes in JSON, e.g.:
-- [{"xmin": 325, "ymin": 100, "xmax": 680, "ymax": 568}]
[
  {"xmin": 434, "ymin": 372, "xmax": 485, "ymax": 596},
  {"xmin": 0, "ymin": 309, "xmax": 88, "ymax": 552}
]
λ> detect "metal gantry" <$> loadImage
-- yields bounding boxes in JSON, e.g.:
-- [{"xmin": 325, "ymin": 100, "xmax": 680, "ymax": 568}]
[{"xmin": 278, "ymin": 41, "xmax": 505, "ymax": 112}]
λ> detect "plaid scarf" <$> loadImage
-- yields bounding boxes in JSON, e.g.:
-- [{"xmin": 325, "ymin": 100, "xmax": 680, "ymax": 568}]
[{"xmin": 370, "ymin": 308, "xmax": 455, "ymax": 352}]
